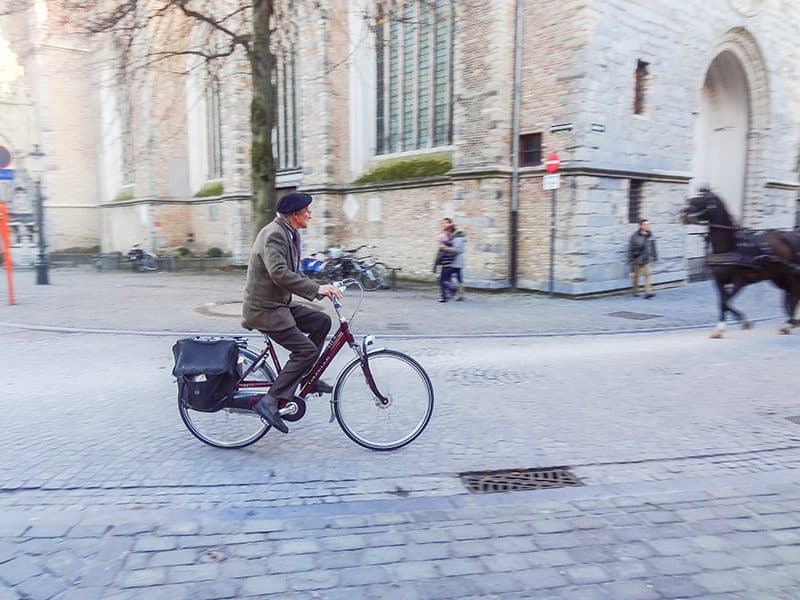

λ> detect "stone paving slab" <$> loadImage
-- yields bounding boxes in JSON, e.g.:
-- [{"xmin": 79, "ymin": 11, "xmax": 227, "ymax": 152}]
[{"xmin": 2, "ymin": 474, "xmax": 800, "ymax": 598}]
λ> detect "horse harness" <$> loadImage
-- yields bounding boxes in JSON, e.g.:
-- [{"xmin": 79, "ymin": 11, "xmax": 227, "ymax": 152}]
[{"xmin": 704, "ymin": 222, "xmax": 800, "ymax": 275}]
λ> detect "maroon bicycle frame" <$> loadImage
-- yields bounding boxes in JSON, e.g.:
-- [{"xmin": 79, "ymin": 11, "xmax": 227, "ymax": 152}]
[{"xmin": 236, "ymin": 318, "xmax": 389, "ymax": 405}]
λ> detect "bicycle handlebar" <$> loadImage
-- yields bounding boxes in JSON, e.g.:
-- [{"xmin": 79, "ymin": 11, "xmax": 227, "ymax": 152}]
[
  {"xmin": 329, "ymin": 278, "xmax": 364, "ymax": 323},
  {"xmin": 341, "ymin": 244, "xmax": 375, "ymax": 255}
]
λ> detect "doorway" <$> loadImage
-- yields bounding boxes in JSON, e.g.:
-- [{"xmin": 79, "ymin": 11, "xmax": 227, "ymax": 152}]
[{"xmin": 692, "ymin": 51, "xmax": 750, "ymax": 222}]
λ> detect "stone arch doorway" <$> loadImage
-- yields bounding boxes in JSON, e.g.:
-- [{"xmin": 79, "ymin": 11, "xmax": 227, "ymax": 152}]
[
  {"xmin": 691, "ymin": 28, "xmax": 769, "ymax": 225},
  {"xmin": 692, "ymin": 51, "xmax": 750, "ymax": 222}
]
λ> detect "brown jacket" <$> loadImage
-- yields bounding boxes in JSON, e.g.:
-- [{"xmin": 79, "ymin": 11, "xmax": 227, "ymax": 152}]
[{"xmin": 242, "ymin": 217, "xmax": 321, "ymax": 332}]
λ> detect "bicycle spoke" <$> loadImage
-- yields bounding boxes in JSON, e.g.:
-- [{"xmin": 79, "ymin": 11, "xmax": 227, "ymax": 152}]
[
  {"xmin": 334, "ymin": 350, "xmax": 433, "ymax": 450},
  {"xmin": 178, "ymin": 347, "xmax": 274, "ymax": 449}
]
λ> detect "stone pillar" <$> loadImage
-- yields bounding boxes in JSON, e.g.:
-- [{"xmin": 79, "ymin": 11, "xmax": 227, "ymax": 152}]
[{"xmin": 450, "ymin": 0, "xmax": 516, "ymax": 286}]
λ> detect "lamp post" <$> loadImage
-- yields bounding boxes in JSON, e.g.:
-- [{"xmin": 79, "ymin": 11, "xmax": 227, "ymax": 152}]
[{"xmin": 30, "ymin": 144, "xmax": 48, "ymax": 285}]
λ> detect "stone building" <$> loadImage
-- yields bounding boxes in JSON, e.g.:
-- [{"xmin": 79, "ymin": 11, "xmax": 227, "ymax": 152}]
[
  {"xmin": 6, "ymin": 0, "xmax": 800, "ymax": 294},
  {"xmin": 0, "ymin": 1, "xmax": 100, "ymax": 265}
]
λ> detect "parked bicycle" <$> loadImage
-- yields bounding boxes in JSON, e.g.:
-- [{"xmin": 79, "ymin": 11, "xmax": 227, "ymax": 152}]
[
  {"xmin": 327, "ymin": 244, "xmax": 389, "ymax": 291},
  {"xmin": 301, "ymin": 245, "xmax": 388, "ymax": 291},
  {"xmin": 127, "ymin": 244, "xmax": 158, "ymax": 272},
  {"xmin": 173, "ymin": 279, "xmax": 433, "ymax": 450},
  {"xmin": 300, "ymin": 249, "xmax": 344, "ymax": 284}
]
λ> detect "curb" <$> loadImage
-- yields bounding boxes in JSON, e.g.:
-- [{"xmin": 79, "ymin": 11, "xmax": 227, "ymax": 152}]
[{"xmin": 0, "ymin": 315, "xmax": 783, "ymax": 339}]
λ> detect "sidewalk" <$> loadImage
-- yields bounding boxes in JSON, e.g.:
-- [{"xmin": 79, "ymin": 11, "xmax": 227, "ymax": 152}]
[{"xmin": 0, "ymin": 267, "xmax": 788, "ymax": 337}]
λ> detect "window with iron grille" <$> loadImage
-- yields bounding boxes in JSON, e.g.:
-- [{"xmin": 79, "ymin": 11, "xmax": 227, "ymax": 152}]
[
  {"xmin": 795, "ymin": 199, "xmax": 799, "ymax": 231},
  {"xmin": 634, "ymin": 59, "xmax": 649, "ymax": 115},
  {"xmin": 205, "ymin": 78, "xmax": 223, "ymax": 180},
  {"xmin": 375, "ymin": 0, "xmax": 454, "ymax": 154},
  {"xmin": 275, "ymin": 51, "xmax": 299, "ymax": 170},
  {"xmin": 519, "ymin": 133, "xmax": 542, "ymax": 167},
  {"xmin": 628, "ymin": 179, "xmax": 643, "ymax": 223}
]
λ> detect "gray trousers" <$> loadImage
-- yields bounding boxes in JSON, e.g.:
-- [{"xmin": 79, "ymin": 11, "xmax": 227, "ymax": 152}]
[{"xmin": 267, "ymin": 305, "xmax": 332, "ymax": 400}]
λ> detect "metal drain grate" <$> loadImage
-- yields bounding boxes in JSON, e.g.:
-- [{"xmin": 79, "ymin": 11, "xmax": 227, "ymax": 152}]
[
  {"xmin": 608, "ymin": 311, "xmax": 662, "ymax": 320},
  {"xmin": 460, "ymin": 467, "xmax": 583, "ymax": 493}
]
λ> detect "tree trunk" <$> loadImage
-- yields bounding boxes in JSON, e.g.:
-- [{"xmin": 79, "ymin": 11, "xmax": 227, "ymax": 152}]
[{"xmin": 250, "ymin": 0, "xmax": 276, "ymax": 233}]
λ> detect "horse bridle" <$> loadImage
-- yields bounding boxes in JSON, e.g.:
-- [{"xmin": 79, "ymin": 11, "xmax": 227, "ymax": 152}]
[{"xmin": 685, "ymin": 193, "xmax": 739, "ymax": 231}]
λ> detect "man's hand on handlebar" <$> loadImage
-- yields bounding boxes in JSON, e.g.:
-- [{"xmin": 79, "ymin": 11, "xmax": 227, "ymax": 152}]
[{"xmin": 318, "ymin": 283, "xmax": 344, "ymax": 300}]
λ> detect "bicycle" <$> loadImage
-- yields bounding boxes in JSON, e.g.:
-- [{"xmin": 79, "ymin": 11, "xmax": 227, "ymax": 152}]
[
  {"xmin": 178, "ymin": 279, "xmax": 434, "ymax": 450},
  {"xmin": 328, "ymin": 244, "xmax": 389, "ymax": 291}
]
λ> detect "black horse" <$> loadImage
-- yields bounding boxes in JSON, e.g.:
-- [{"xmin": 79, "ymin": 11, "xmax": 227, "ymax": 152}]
[{"xmin": 679, "ymin": 187, "xmax": 800, "ymax": 337}]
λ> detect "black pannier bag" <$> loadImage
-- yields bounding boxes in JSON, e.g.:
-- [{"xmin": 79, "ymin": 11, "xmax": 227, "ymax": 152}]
[{"xmin": 172, "ymin": 338, "xmax": 239, "ymax": 412}]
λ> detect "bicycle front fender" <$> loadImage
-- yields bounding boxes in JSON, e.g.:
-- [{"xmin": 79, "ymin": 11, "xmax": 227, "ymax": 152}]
[{"xmin": 331, "ymin": 349, "xmax": 390, "ymax": 418}]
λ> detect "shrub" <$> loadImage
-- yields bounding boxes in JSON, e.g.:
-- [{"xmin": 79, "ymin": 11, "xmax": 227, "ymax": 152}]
[
  {"xmin": 113, "ymin": 188, "xmax": 134, "ymax": 202},
  {"xmin": 175, "ymin": 247, "xmax": 192, "ymax": 257},
  {"xmin": 57, "ymin": 245, "xmax": 100, "ymax": 254},
  {"xmin": 194, "ymin": 180, "xmax": 224, "ymax": 198},
  {"xmin": 205, "ymin": 247, "xmax": 224, "ymax": 258},
  {"xmin": 353, "ymin": 152, "xmax": 452, "ymax": 184}
]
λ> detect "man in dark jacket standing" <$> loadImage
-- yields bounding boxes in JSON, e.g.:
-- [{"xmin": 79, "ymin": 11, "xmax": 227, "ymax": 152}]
[
  {"xmin": 628, "ymin": 218, "xmax": 657, "ymax": 298},
  {"xmin": 242, "ymin": 192, "xmax": 342, "ymax": 433}
]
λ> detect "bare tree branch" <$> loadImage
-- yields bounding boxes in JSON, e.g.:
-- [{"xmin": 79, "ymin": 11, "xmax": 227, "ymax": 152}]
[{"xmin": 175, "ymin": 0, "xmax": 250, "ymax": 55}]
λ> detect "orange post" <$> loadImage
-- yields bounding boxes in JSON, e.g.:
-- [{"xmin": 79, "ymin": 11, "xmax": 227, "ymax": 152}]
[{"xmin": 0, "ymin": 202, "xmax": 14, "ymax": 305}]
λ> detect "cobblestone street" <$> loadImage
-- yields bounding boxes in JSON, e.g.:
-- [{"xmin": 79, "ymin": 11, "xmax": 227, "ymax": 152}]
[{"xmin": 1, "ymin": 271, "xmax": 799, "ymax": 598}]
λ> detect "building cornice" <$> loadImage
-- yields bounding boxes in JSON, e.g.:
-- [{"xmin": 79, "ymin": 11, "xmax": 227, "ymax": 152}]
[
  {"xmin": 99, "ymin": 193, "xmax": 251, "ymax": 207},
  {"xmin": 765, "ymin": 180, "xmax": 799, "ymax": 191},
  {"xmin": 302, "ymin": 175, "xmax": 451, "ymax": 194}
]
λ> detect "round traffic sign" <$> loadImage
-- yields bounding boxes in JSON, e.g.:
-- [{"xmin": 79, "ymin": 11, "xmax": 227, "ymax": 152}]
[
  {"xmin": 544, "ymin": 151, "xmax": 559, "ymax": 173},
  {"xmin": 0, "ymin": 146, "xmax": 10, "ymax": 169}
]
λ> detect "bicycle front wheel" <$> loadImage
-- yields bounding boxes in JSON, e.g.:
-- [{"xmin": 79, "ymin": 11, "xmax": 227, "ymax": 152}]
[
  {"xmin": 178, "ymin": 346, "xmax": 275, "ymax": 449},
  {"xmin": 334, "ymin": 349, "xmax": 434, "ymax": 450}
]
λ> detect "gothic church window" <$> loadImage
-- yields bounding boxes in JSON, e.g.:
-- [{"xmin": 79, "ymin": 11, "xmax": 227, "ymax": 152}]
[
  {"xmin": 375, "ymin": 0, "xmax": 454, "ymax": 155},
  {"xmin": 275, "ymin": 52, "xmax": 299, "ymax": 170},
  {"xmin": 114, "ymin": 45, "xmax": 135, "ymax": 186},
  {"xmin": 117, "ymin": 76, "xmax": 135, "ymax": 185},
  {"xmin": 205, "ymin": 78, "xmax": 223, "ymax": 179}
]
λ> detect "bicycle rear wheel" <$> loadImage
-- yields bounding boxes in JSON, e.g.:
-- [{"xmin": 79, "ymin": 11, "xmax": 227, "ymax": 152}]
[
  {"xmin": 359, "ymin": 262, "xmax": 388, "ymax": 291},
  {"xmin": 178, "ymin": 346, "xmax": 275, "ymax": 449},
  {"xmin": 334, "ymin": 349, "xmax": 434, "ymax": 450}
]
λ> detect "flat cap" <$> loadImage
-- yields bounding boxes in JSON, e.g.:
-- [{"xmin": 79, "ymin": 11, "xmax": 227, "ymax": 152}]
[{"xmin": 276, "ymin": 192, "xmax": 313, "ymax": 215}]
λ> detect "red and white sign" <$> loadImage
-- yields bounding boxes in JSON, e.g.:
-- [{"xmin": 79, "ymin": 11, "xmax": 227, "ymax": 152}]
[{"xmin": 544, "ymin": 151, "xmax": 560, "ymax": 173}]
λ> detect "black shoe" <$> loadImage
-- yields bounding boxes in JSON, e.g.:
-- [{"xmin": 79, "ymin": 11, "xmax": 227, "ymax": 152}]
[
  {"xmin": 252, "ymin": 395, "xmax": 289, "ymax": 433},
  {"xmin": 644, "ymin": 293, "xmax": 655, "ymax": 299},
  {"xmin": 438, "ymin": 297, "xmax": 447, "ymax": 303},
  {"xmin": 311, "ymin": 379, "xmax": 333, "ymax": 394}
]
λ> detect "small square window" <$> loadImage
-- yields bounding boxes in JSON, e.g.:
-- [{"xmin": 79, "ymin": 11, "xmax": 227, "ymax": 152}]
[{"xmin": 520, "ymin": 133, "xmax": 542, "ymax": 167}]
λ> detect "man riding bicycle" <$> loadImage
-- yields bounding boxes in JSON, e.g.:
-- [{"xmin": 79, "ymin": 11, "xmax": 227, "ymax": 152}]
[{"xmin": 242, "ymin": 192, "xmax": 343, "ymax": 433}]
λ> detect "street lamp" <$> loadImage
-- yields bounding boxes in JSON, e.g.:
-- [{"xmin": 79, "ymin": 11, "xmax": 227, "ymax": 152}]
[{"xmin": 30, "ymin": 144, "xmax": 48, "ymax": 285}]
